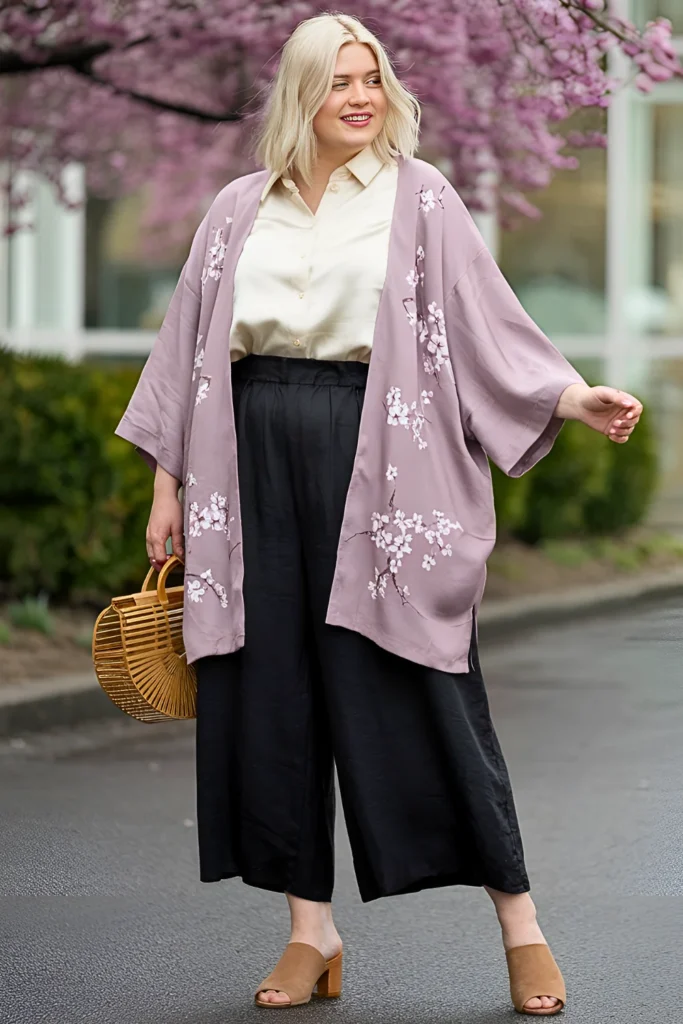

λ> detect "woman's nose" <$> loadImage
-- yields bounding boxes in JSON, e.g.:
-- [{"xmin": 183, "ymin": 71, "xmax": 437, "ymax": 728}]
[{"xmin": 349, "ymin": 85, "xmax": 369, "ymax": 106}]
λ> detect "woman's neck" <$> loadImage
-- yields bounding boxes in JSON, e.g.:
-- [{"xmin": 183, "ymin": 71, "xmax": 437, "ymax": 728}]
[{"xmin": 295, "ymin": 144, "xmax": 366, "ymax": 190}]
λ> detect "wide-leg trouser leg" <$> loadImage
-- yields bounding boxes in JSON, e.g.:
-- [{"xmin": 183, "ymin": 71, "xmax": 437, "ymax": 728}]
[
  {"xmin": 195, "ymin": 355, "xmax": 336, "ymax": 901},
  {"xmin": 194, "ymin": 353, "xmax": 530, "ymax": 902}
]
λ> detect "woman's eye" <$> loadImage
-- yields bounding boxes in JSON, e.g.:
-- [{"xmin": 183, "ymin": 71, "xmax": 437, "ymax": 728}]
[{"xmin": 333, "ymin": 78, "xmax": 382, "ymax": 88}]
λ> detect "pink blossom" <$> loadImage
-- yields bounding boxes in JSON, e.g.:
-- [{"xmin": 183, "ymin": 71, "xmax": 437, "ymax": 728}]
[{"xmin": 0, "ymin": 1, "xmax": 679, "ymax": 250}]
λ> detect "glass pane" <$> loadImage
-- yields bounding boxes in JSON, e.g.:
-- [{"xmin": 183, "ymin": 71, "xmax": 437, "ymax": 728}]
[
  {"xmin": 645, "ymin": 358, "xmax": 683, "ymax": 528},
  {"xmin": 85, "ymin": 190, "xmax": 193, "ymax": 330},
  {"xmin": 634, "ymin": 0, "xmax": 683, "ymax": 34},
  {"xmin": 498, "ymin": 111, "xmax": 607, "ymax": 338},
  {"xmin": 649, "ymin": 104, "xmax": 683, "ymax": 336}
]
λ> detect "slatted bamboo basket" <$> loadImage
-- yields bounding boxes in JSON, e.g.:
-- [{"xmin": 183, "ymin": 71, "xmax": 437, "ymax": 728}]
[{"xmin": 92, "ymin": 555, "xmax": 197, "ymax": 722}]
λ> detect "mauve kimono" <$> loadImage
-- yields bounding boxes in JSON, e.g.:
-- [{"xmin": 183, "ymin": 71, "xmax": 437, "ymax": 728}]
[{"xmin": 116, "ymin": 155, "xmax": 584, "ymax": 672}]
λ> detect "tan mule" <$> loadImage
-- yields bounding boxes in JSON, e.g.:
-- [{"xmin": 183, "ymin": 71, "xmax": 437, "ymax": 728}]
[
  {"xmin": 506, "ymin": 943, "xmax": 566, "ymax": 1016},
  {"xmin": 255, "ymin": 942, "xmax": 343, "ymax": 1008}
]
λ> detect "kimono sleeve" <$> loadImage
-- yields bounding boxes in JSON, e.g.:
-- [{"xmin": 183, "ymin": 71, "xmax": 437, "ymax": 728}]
[
  {"xmin": 114, "ymin": 211, "xmax": 211, "ymax": 481},
  {"xmin": 445, "ymin": 246, "xmax": 586, "ymax": 478}
]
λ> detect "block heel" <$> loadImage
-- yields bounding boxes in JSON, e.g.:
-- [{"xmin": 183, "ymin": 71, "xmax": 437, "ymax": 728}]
[{"xmin": 314, "ymin": 950, "xmax": 343, "ymax": 998}]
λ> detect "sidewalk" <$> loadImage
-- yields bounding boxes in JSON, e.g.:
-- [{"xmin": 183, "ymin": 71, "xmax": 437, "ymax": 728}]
[{"xmin": 2, "ymin": 566, "xmax": 683, "ymax": 738}]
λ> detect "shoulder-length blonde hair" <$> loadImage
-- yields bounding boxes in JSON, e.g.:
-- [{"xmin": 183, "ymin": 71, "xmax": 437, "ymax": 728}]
[{"xmin": 252, "ymin": 12, "xmax": 421, "ymax": 185}]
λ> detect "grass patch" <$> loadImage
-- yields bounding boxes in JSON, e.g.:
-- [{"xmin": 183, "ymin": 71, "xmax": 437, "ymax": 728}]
[
  {"xmin": 540, "ymin": 540, "xmax": 593, "ymax": 568},
  {"xmin": 7, "ymin": 596, "xmax": 55, "ymax": 636},
  {"xmin": 586, "ymin": 537, "xmax": 648, "ymax": 571},
  {"xmin": 634, "ymin": 532, "xmax": 683, "ymax": 560},
  {"xmin": 487, "ymin": 551, "xmax": 528, "ymax": 581},
  {"xmin": 0, "ymin": 621, "xmax": 11, "ymax": 646},
  {"xmin": 74, "ymin": 626, "xmax": 94, "ymax": 650},
  {"xmin": 609, "ymin": 547, "xmax": 645, "ymax": 572}
]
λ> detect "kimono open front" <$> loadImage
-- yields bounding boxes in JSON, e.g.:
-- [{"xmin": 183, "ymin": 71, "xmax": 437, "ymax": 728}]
[{"xmin": 116, "ymin": 155, "xmax": 584, "ymax": 672}]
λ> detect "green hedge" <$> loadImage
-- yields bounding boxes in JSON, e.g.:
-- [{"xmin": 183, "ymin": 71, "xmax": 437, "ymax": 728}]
[
  {"xmin": 0, "ymin": 348, "xmax": 152, "ymax": 602},
  {"xmin": 0, "ymin": 349, "xmax": 658, "ymax": 602},
  {"xmin": 491, "ymin": 405, "xmax": 658, "ymax": 544}
]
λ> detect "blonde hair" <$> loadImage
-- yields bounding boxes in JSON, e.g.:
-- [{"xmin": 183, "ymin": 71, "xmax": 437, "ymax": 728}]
[{"xmin": 253, "ymin": 12, "xmax": 421, "ymax": 185}]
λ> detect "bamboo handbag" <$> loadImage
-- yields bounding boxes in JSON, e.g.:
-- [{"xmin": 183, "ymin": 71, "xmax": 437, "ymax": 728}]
[{"xmin": 92, "ymin": 555, "xmax": 197, "ymax": 722}]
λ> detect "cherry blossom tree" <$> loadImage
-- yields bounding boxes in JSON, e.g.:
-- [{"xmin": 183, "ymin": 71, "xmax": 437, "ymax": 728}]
[{"xmin": 0, "ymin": 0, "xmax": 680, "ymax": 239}]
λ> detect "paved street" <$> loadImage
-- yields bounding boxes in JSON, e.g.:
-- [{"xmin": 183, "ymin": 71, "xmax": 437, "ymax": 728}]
[{"xmin": 1, "ymin": 599, "xmax": 682, "ymax": 1024}]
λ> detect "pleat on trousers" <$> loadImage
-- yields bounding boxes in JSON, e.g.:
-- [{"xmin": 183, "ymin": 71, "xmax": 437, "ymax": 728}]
[{"xmin": 194, "ymin": 353, "xmax": 530, "ymax": 903}]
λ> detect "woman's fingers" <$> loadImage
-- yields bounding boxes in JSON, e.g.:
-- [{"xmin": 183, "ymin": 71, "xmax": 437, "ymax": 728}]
[
  {"xmin": 609, "ymin": 419, "xmax": 637, "ymax": 441},
  {"xmin": 171, "ymin": 521, "xmax": 185, "ymax": 560},
  {"xmin": 147, "ymin": 496, "xmax": 182, "ymax": 570},
  {"xmin": 151, "ymin": 531, "xmax": 169, "ymax": 565},
  {"xmin": 146, "ymin": 524, "xmax": 169, "ymax": 567},
  {"xmin": 615, "ymin": 407, "xmax": 642, "ymax": 426}
]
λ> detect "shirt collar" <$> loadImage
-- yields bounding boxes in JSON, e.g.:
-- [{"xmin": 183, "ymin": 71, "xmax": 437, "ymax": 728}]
[{"xmin": 259, "ymin": 146, "xmax": 388, "ymax": 202}]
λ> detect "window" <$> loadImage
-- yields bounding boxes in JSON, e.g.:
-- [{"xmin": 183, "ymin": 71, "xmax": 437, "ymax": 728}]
[
  {"xmin": 498, "ymin": 111, "xmax": 607, "ymax": 338},
  {"xmin": 634, "ymin": 0, "xmax": 683, "ymax": 35},
  {"xmin": 650, "ymin": 103, "xmax": 683, "ymax": 336},
  {"xmin": 84, "ymin": 190, "xmax": 194, "ymax": 330}
]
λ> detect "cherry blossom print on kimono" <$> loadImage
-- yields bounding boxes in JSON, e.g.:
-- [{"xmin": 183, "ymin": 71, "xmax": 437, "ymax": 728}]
[{"xmin": 115, "ymin": 156, "xmax": 584, "ymax": 672}]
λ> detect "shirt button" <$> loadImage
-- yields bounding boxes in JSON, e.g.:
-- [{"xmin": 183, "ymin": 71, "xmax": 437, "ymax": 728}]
[
  {"xmin": 298, "ymin": 292, "xmax": 304, "ymax": 299},
  {"xmin": 329, "ymin": 182, "xmax": 339, "ymax": 193},
  {"xmin": 293, "ymin": 339, "xmax": 302, "ymax": 348}
]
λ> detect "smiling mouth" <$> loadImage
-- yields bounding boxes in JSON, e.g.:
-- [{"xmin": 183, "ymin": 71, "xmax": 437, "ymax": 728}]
[{"xmin": 341, "ymin": 114, "xmax": 372, "ymax": 125}]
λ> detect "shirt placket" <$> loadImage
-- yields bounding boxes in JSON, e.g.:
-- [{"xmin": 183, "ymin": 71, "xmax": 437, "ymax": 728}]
[{"xmin": 284, "ymin": 170, "xmax": 349, "ymax": 355}]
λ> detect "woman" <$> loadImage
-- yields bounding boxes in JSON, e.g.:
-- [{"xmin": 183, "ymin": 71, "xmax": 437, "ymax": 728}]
[{"xmin": 116, "ymin": 12, "xmax": 642, "ymax": 1016}]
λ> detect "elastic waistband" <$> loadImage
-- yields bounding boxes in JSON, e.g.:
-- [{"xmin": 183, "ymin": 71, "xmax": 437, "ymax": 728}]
[{"xmin": 231, "ymin": 353, "xmax": 369, "ymax": 388}]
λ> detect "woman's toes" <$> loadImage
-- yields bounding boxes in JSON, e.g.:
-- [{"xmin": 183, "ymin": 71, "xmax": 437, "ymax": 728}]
[
  {"xmin": 524, "ymin": 994, "xmax": 559, "ymax": 1011},
  {"xmin": 259, "ymin": 990, "xmax": 290, "ymax": 1005}
]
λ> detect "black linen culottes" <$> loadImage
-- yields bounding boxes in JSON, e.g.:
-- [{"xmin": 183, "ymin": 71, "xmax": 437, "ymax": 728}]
[{"xmin": 195, "ymin": 354, "xmax": 530, "ymax": 903}]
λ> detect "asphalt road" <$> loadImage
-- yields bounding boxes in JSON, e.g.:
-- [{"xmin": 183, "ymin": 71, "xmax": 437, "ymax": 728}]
[{"xmin": 1, "ymin": 599, "xmax": 682, "ymax": 1024}]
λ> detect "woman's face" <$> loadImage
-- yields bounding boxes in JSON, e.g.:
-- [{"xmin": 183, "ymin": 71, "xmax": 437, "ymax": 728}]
[{"xmin": 312, "ymin": 42, "xmax": 387, "ymax": 157}]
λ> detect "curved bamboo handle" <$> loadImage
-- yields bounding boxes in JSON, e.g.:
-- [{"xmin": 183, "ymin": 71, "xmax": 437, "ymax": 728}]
[
  {"xmin": 141, "ymin": 555, "xmax": 184, "ymax": 603},
  {"xmin": 157, "ymin": 555, "xmax": 184, "ymax": 605}
]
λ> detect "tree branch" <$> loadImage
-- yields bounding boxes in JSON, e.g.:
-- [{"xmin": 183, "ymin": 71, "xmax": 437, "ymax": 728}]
[
  {"xmin": 557, "ymin": 0, "xmax": 635, "ymax": 46},
  {"xmin": 0, "ymin": 39, "xmax": 244, "ymax": 122},
  {"xmin": 70, "ymin": 63, "xmax": 244, "ymax": 122},
  {"xmin": 0, "ymin": 41, "xmax": 114, "ymax": 74}
]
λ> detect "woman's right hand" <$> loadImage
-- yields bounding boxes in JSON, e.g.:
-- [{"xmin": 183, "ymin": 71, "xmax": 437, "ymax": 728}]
[{"xmin": 146, "ymin": 467, "xmax": 184, "ymax": 572}]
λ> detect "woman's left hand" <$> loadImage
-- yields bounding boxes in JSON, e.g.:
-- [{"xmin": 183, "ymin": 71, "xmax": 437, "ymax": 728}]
[{"xmin": 558, "ymin": 384, "xmax": 643, "ymax": 443}]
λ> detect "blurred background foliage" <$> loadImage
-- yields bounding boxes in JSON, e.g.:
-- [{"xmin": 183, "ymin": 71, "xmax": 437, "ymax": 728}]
[
  {"xmin": 0, "ymin": 349, "xmax": 658, "ymax": 604},
  {"xmin": 0, "ymin": 347, "xmax": 152, "ymax": 602},
  {"xmin": 491, "ymin": 393, "xmax": 658, "ymax": 544}
]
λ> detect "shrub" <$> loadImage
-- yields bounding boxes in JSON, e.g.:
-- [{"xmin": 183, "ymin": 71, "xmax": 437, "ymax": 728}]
[
  {"xmin": 7, "ymin": 595, "xmax": 55, "ymax": 635},
  {"xmin": 492, "ymin": 407, "xmax": 657, "ymax": 542},
  {"xmin": 0, "ymin": 347, "xmax": 152, "ymax": 603},
  {"xmin": 582, "ymin": 410, "xmax": 658, "ymax": 535},
  {"xmin": 513, "ymin": 419, "xmax": 612, "ymax": 543},
  {"xmin": 489, "ymin": 463, "xmax": 531, "ymax": 537}
]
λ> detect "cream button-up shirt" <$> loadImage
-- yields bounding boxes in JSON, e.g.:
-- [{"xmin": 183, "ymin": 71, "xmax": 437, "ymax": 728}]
[{"xmin": 229, "ymin": 145, "xmax": 399, "ymax": 363}]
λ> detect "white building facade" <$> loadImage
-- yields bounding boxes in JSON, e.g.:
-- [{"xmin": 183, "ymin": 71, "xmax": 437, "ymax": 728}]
[{"xmin": 1, "ymin": 1, "xmax": 682, "ymax": 523}]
